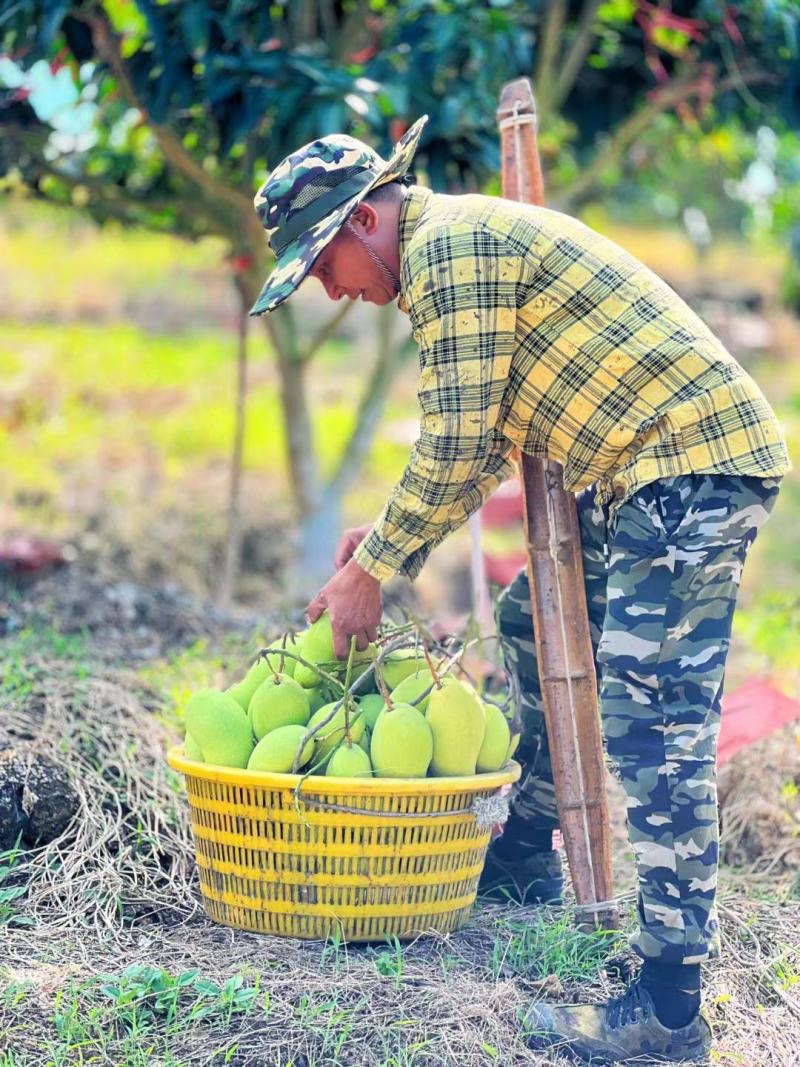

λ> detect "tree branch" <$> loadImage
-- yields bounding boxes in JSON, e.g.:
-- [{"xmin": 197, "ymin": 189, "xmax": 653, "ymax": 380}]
[
  {"xmin": 324, "ymin": 304, "xmax": 412, "ymax": 502},
  {"xmin": 218, "ymin": 275, "xmax": 250, "ymax": 609},
  {"xmin": 551, "ymin": 0, "xmax": 603, "ymax": 114},
  {"xmin": 10, "ymin": 139, "xmax": 195, "ymax": 234},
  {"xmin": 247, "ymin": 292, "xmax": 320, "ymax": 518},
  {"xmin": 331, "ymin": 0, "xmax": 372, "ymax": 64},
  {"xmin": 300, "ymin": 299, "xmax": 355, "ymax": 364},
  {"xmin": 81, "ymin": 8, "xmax": 251, "ymax": 218},
  {"xmin": 22, "ymin": 150, "xmax": 212, "ymax": 235},
  {"xmin": 559, "ymin": 68, "xmax": 778, "ymax": 210},
  {"xmin": 534, "ymin": 0, "xmax": 567, "ymax": 124}
]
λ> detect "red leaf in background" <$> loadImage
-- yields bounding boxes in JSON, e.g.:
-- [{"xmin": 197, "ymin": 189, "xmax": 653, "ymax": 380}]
[
  {"xmin": 348, "ymin": 44, "xmax": 378, "ymax": 64},
  {"xmin": 229, "ymin": 254, "xmax": 253, "ymax": 273},
  {"xmin": 50, "ymin": 46, "xmax": 70, "ymax": 74},
  {"xmin": 636, "ymin": 1, "xmax": 707, "ymax": 44},
  {"xmin": 481, "ymin": 479, "xmax": 523, "ymax": 528},
  {"xmin": 390, "ymin": 118, "xmax": 408, "ymax": 142},
  {"xmin": 722, "ymin": 5, "xmax": 744, "ymax": 46},
  {"xmin": 644, "ymin": 44, "xmax": 670, "ymax": 84},
  {"xmin": 0, "ymin": 536, "xmax": 68, "ymax": 575},
  {"xmin": 719, "ymin": 679, "xmax": 800, "ymax": 764}
]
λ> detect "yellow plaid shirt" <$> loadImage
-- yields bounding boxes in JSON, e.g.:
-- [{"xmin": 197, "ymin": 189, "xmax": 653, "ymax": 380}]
[{"xmin": 353, "ymin": 186, "xmax": 790, "ymax": 582}]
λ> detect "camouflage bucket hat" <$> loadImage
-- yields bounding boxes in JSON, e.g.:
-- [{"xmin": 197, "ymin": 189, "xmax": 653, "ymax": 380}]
[{"xmin": 249, "ymin": 116, "xmax": 428, "ymax": 316}]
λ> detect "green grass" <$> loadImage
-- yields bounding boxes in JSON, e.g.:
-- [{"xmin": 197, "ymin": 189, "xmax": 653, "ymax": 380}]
[
  {"xmin": 0, "ymin": 959, "xmax": 452, "ymax": 1067},
  {"xmin": 0, "ymin": 965, "xmax": 267, "ymax": 1066},
  {"xmin": 0, "ymin": 626, "xmax": 89, "ymax": 701},
  {"xmin": 0, "ymin": 315, "xmax": 411, "ymax": 532},
  {"xmin": 369, "ymin": 935, "xmax": 407, "ymax": 990},
  {"xmin": 488, "ymin": 910, "xmax": 624, "ymax": 983},
  {"xmin": 0, "ymin": 838, "xmax": 32, "ymax": 930},
  {"xmin": 0, "ymin": 199, "xmax": 225, "ymax": 320}
]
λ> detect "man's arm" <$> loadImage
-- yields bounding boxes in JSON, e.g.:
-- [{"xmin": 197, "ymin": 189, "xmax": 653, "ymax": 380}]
[
  {"xmin": 352, "ymin": 220, "xmax": 522, "ymax": 582},
  {"xmin": 356, "ymin": 434, "xmax": 515, "ymax": 581}
]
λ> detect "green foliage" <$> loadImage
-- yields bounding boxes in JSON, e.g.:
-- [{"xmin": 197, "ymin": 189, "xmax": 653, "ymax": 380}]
[
  {"xmin": 40, "ymin": 965, "xmax": 266, "ymax": 1064},
  {"xmin": 97, "ymin": 964, "xmax": 262, "ymax": 1030},
  {"xmin": 734, "ymin": 592, "xmax": 800, "ymax": 670},
  {"xmin": 370, "ymin": 935, "xmax": 406, "ymax": 989},
  {"xmin": 0, "ymin": 626, "xmax": 89, "ymax": 700},
  {"xmin": 488, "ymin": 910, "xmax": 623, "ymax": 983},
  {"xmin": 2, "ymin": 1, "xmax": 797, "ymax": 230},
  {"xmin": 0, "ymin": 837, "xmax": 32, "ymax": 929}
]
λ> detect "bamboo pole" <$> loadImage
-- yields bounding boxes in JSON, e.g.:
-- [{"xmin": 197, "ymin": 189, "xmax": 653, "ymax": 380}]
[{"xmin": 497, "ymin": 77, "xmax": 616, "ymax": 925}]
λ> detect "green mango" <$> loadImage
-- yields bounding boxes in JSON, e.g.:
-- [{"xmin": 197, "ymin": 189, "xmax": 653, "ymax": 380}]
[
  {"xmin": 262, "ymin": 632, "xmax": 303, "ymax": 678},
  {"xmin": 185, "ymin": 689, "xmax": 253, "ymax": 769},
  {"xmin": 357, "ymin": 729, "xmax": 371, "ymax": 754},
  {"xmin": 426, "ymin": 677, "xmax": 486, "ymax": 777},
  {"xmin": 248, "ymin": 724, "xmax": 314, "ymax": 773},
  {"xmin": 506, "ymin": 732, "xmax": 521, "ymax": 763},
  {"xmin": 226, "ymin": 656, "xmax": 272, "ymax": 712},
  {"xmin": 326, "ymin": 742, "xmax": 373, "ymax": 779},
  {"xmin": 295, "ymin": 614, "xmax": 376, "ymax": 688},
  {"xmin": 357, "ymin": 693, "xmax": 385, "ymax": 730},
  {"xmin": 228, "ymin": 633, "xmax": 305, "ymax": 711},
  {"xmin": 476, "ymin": 703, "xmax": 512, "ymax": 772},
  {"xmin": 184, "ymin": 732, "xmax": 204, "ymax": 762},
  {"xmin": 390, "ymin": 669, "xmax": 437, "ymax": 714},
  {"xmin": 380, "ymin": 649, "xmax": 430, "ymax": 690},
  {"xmin": 249, "ymin": 674, "xmax": 310, "ymax": 740},
  {"xmin": 307, "ymin": 701, "xmax": 365, "ymax": 761},
  {"xmin": 294, "ymin": 615, "xmax": 335, "ymax": 688},
  {"xmin": 307, "ymin": 680, "xmax": 341, "ymax": 713},
  {"xmin": 370, "ymin": 703, "xmax": 433, "ymax": 778}
]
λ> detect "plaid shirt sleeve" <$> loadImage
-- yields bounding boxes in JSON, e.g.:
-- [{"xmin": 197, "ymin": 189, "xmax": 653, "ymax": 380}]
[{"xmin": 353, "ymin": 222, "xmax": 520, "ymax": 582}]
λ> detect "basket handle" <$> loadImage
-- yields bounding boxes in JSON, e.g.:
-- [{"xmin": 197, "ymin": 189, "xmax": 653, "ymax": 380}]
[{"xmin": 298, "ymin": 791, "xmax": 510, "ymax": 830}]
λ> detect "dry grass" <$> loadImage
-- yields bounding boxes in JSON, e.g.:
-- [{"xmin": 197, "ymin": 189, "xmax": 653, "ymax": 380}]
[{"xmin": 0, "ymin": 617, "xmax": 798, "ymax": 1067}]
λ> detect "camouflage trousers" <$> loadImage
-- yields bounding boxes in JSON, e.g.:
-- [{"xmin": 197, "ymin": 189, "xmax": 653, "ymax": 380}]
[{"xmin": 496, "ymin": 473, "xmax": 780, "ymax": 965}]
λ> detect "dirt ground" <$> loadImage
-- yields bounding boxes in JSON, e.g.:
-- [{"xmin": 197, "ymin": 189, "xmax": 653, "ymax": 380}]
[{"xmin": 0, "ymin": 565, "xmax": 798, "ymax": 1066}]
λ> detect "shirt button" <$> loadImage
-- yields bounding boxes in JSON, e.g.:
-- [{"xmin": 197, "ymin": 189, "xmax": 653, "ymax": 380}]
[{"xmin": 614, "ymin": 484, "xmax": 626, "ymax": 500}]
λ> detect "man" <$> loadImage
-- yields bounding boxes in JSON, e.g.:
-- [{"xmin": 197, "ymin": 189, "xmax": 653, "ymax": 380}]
[{"xmin": 249, "ymin": 117, "xmax": 789, "ymax": 1064}]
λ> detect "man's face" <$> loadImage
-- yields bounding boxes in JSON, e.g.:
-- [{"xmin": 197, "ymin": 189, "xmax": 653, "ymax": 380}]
[{"xmin": 308, "ymin": 211, "xmax": 398, "ymax": 306}]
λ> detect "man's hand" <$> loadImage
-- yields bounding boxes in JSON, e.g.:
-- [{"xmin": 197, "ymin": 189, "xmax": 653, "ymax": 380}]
[
  {"xmin": 334, "ymin": 524, "xmax": 373, "ymax": 571},
  {"xmin": 305, "ymin": 558, "xmax": 382, "ymax": 659}
]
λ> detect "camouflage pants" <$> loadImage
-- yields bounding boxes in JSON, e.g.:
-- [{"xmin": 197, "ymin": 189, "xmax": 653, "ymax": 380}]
[{"xmin": 496, "ymin": 473, "xmax": 780, "ymax": 964}]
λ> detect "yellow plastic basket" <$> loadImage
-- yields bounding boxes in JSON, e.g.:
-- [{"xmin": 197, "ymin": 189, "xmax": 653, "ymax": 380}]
[{"xmin": 167, "ymin": 745, "xmax": 520, "ymax": 941}]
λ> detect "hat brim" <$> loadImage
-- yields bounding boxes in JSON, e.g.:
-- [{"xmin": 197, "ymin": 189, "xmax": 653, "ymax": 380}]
[{"xmin": 249, "ymin": 115, "xmax": 427, "ymax": 317}]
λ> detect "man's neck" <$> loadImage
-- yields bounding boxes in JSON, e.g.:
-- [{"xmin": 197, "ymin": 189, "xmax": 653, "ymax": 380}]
[{"xmin": 381, "ymin": 190, "xmax": 404, "ymax": 281}]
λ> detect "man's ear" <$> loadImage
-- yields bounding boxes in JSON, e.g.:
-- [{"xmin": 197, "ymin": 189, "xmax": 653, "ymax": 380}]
[{"xmin": 349, "ymin": 202, "xmax": 380, "ymax": 235}]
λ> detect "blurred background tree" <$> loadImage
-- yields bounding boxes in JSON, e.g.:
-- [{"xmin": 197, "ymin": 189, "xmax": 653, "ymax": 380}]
[{"xmin": 1, "ymin": 0, "xmax": 798, "ymax": 590}]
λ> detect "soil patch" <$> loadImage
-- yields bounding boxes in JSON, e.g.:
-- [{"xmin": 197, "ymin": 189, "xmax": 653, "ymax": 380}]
[{"xmin": 2, "ymin": 561, "xmax": 263, "ymax": 663}]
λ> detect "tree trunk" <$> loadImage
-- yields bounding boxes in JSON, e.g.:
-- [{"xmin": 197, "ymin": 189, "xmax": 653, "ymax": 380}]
[
  {"xmin": 295, "ymin": 492, "xmax": 343, "ymax": 599},
  {"xmin": 241, "ymin": 266, "xmax": 410, "ymax": 596},
  {"xmin": 218, "ymin": 276, "xmax": 249, "ymax": 608},
  {"xmin": 262, "ymin": 301, "xmax": 320, "ymax": 518}
]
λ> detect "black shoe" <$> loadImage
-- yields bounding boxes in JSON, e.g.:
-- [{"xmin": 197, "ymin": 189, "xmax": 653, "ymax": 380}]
[
  {"xmin": 478, "ymin": 845, "xmax": 563, "ymax": 905},
  {"xmin": 521, "ymin": 979, "xmax": 712, "ymax": 1064}
]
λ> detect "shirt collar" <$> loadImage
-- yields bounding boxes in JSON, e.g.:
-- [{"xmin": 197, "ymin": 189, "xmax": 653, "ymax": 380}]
[{"xmin": 396, "ymin": 184, "xmax": 433, "ymax": 315}]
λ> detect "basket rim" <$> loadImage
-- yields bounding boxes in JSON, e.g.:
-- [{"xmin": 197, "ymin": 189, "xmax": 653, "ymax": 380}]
[{"xmin": 166, "ymin": 745, "xmax": 520, "ymax": 796}]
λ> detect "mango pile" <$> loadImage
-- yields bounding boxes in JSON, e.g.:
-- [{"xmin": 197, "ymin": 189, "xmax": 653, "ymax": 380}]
[{"xmin": 183, "ymin": 615, "xmax": 519, "ymax": 780}]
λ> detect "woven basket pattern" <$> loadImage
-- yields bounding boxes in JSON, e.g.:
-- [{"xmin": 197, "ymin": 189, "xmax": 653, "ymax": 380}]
[{"xmin": 168, "ymin": 746, "xmax": 520, "ymax": 941}]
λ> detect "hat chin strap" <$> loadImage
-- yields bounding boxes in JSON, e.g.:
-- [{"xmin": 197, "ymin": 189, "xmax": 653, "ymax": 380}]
[{"xmin": 345, "ymin": 221, "xmax": 400, "ymax": 295}]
